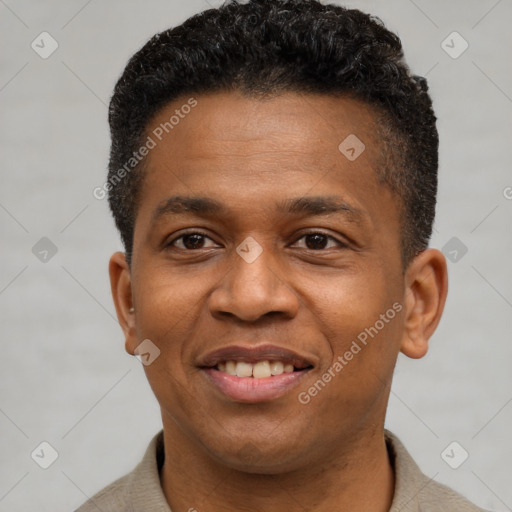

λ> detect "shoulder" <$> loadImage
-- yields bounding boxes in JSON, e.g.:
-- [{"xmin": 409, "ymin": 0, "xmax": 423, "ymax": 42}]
[
  {"xmin": 385, "ymin": 430, "xmax": 490, "ymax": 512},
  {"xmin": 416, "ymin": 478, "xmax": 490, "ymax": 512},
  {"xmin": 74, "ymin": 431, "xmax": 169, "ymax": 512},
  {"xmin": 74, "ymin": 472, "xmax": 131, "ymax": 512}
]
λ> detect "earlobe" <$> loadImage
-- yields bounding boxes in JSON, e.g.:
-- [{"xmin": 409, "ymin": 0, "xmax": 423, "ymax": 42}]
[
  {"xmin": 400, "ymin": 249, "xmax": 448, "ymax": 359},
  {"xmin": 108, "ymin": 251, "xmax": 137, "ymax": 355}
]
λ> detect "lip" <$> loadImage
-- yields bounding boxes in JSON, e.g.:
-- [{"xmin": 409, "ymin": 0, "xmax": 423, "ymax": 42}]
[
  {"xmin": 197, "ymin": 344, "xmax": 316, "ymax": 403},
  {"xmin": 198, "ymin": 344, "xmax": 316, "ymax": 369},
  {"xmin": 202, "ymin": 367, "xmax": 312, "ymax": 403}
]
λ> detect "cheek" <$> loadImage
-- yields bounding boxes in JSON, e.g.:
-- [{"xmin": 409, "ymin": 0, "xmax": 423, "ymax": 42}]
[
  {"xmin": 297, "ymin": 282, "xmax": 402, "ymax": 437},
  {"xmin": 135, "ymin": 260, "xmax": 201, "ymax": 316},
  {"xmin": 310, "ymin": 269, "xmax": 403, "ymax": 380},
  {"xmin": 132, "ymin": 265, "xmax": 206, "ymax": 369},
  {"xmin": 132, "ymin": 267, "xmax": 206, "ymax": 421}
]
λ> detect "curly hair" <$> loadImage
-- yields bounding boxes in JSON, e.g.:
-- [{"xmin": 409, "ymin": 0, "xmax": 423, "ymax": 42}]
[{"xmin": 106, "ymin": 0, "xmax": 438, "ymax": 267}]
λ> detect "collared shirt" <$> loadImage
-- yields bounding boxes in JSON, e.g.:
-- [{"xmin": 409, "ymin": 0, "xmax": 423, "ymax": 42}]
[{"xmin": 75, "ymin": 430, "xmax": 488, "ymax": 512}]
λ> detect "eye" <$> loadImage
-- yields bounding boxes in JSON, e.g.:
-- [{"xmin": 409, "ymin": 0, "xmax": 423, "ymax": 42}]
[
  {"xmin": 291, "ymin": 231, "xmax": 347, "ymax": 250},
  {"xmin": 166, "ymin": 230, "xmax": 347, "ymax": 252},
  {"xmin": 167, "ymin": 231, "xmax": 218, "ymax": 250}
]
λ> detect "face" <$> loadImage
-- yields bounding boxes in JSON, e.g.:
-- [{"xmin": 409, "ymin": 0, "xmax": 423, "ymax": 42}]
[{"xmin": 110, "ymin": 91, "xmax": 443, "ymax": 473}]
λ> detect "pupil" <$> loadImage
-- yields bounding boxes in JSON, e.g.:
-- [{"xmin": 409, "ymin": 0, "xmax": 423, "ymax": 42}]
[
  {"xmin": 305, "ymin": 234, "xmax": 327, "ymax": 250},
  {"xmin": 183, "ymin": 234, "xmax": 204, "ymax": 249}
]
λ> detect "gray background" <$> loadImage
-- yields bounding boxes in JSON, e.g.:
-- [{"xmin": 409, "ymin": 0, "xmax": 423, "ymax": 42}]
[{"xmin": 1, "ymin": 0, "xmax": 511, "ymax": 510}]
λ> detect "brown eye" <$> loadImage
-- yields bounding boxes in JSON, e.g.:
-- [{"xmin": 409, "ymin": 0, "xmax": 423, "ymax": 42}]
[
  {"xmin": 181, "ymin": 234, "xmax": 206, "ymax": 250},
  {"xmin": 304, "ymin": 233, "xmax": 329, "ymax": 250},
  {"xmin": 293, "ymin": 232, "xmax": 346, "ymax": 250},
  {"xmin": 168, "ymin": 232, "xmax": 217, "ymax": 250}
]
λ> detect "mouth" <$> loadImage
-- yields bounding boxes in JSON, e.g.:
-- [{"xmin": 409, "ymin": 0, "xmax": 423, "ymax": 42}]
[
  {"xmin": 211, "ymin": 359, "xmax": 311, "ymax": 378},
  {"xmin": 198, "ymin": 344, "xmax": 315, "ymax": 402}
]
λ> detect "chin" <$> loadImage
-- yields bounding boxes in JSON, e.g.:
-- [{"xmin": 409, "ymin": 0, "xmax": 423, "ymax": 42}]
[{"xmin": 206, "ymin": 438, "xmax": 312, "ymax": 475}]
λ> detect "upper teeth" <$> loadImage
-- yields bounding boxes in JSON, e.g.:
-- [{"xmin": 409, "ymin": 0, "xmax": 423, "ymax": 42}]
[{"xmin": 217, "ymin": 360, "xmax": 295, "ymax": 378}]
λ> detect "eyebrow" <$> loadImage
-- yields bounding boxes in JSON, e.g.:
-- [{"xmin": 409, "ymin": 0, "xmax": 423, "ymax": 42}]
[{"xmin": 151, "ymin": 194, "xmax": 365, "ymax": 224}]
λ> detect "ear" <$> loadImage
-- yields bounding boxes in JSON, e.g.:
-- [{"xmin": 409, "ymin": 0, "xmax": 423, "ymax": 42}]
[
  {"xmin": 109, "ymin": 251, "xmax": 137, "ymax": 356},
  {"xmin": 400, "ymin": 248, "xmax": 448, "ymax": 359}
]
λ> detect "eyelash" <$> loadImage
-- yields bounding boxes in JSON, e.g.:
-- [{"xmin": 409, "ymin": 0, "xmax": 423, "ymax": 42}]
[{"xmin": 166, "ymin": 230, "xmax": 348, "ymax": 251}]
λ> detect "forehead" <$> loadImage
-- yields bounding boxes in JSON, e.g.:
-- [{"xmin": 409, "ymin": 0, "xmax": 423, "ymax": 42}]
[
  {"xmin": 134, "ymin": 91, "xmax": 399, "ymax": 247},
  {"xmin": 145, "ymin": 91, "xmax": 381, "ymax": 160},
  {"xmin": 139, "ymin": 91, "xmax": 385, "ymax": 200}
]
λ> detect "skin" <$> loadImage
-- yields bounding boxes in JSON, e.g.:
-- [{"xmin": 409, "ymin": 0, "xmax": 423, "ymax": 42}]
[{"xmin": 109, "ymin": 91, "xmax": 448, "ymax": 512}]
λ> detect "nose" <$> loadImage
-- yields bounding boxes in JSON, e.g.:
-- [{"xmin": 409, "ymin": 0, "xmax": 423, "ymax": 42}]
[{"xmin": 208, "ymin": 243, "xmax": 300, "ymax": 323}]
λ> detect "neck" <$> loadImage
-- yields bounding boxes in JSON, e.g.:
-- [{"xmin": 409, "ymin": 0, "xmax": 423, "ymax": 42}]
[{"xmin": 160, "ymin": 420, "xmax": 395, "ymax": 512}]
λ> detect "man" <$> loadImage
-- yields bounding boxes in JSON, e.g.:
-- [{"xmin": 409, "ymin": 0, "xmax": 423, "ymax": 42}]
[{"xmin": 79, "ymin": 0, "xmax": 488, "ymax": 510}]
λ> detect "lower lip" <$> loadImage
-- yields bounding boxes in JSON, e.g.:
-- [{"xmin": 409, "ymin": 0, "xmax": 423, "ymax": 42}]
[{"xmin": 201, "ymin": 368, "xmax": 310, "ymax": 403}]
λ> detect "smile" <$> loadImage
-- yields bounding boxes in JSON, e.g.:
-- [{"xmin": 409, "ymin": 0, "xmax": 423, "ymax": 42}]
[
  {"xmin": 216, "ymin": 359, "xmax": 307, "ymax": 378},
  {"xmin": 198, "ymin": 344, "xmax": 315, "ymax": 402}
]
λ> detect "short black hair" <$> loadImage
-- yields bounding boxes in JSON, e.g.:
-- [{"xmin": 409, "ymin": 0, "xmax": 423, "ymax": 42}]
[{"xmin": 107, "ymin": 0, "xmax": 438, "ymax": 267}]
